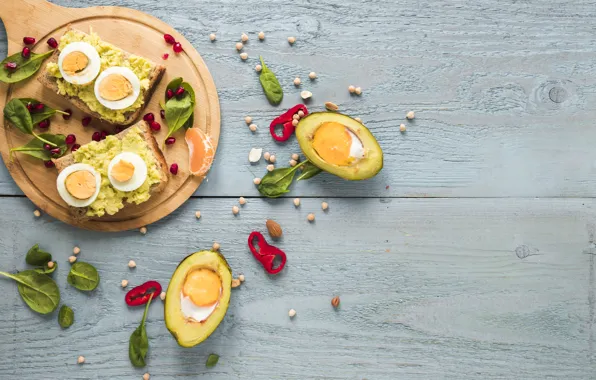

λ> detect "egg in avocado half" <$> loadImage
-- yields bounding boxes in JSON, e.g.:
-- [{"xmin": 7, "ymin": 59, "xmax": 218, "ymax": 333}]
[
  {"xmin": 296, "ymin": 112, "xmax": 383, "ymax": 180},
  {"xmin": 165, "ymin": 250, "xmax": 232, "ymax": 348}
]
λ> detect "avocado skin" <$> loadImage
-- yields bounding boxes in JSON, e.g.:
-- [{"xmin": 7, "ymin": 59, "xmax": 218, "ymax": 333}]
[
  {"xmin": 164, "ymin": 250, "xmax": 232, "ymax": 348},
  {"xmin": 296, "ymin": 112, "xmax": 383, "ymax": 180}
]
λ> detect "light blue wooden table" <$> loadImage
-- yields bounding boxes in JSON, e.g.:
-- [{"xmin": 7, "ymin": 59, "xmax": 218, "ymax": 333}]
[{"xmin": 1, "ymin": 0, "xmax": 596, "ymax": 379}]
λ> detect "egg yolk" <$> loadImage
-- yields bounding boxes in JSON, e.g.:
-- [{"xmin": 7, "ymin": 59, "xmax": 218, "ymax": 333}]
[
  {"xmin": 98, "ymin": 74, "xmax": 133, "ymax": 101},
  {"xmin": 312, "ymin": 122, "xmax": 357, "ymax": 166},
  {"xmin": 65, "ymin": 170, "xmax": 96, "ymax": 200},
  {"xmin": 182, "ymin": 269, "xmax": 221, "ymax": 307},
  {"xmin": 111, "ymin": 159, "xmax": 135, "ymax": 182},
  {"xmin": 62, "ymin": 51, "xmax": 89, "ymax": 76}
]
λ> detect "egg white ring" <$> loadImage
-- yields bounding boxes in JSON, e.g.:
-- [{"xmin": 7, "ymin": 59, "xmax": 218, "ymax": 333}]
[
  {"xmin": 180, "ymin": 292, "xmax": 219, "ymax": 323},
  {"xmin": 58, "ymin": 42, "xmax": 101, "ymax": 85},
  {"xmin": 56, "ymin": 163, "xmax": 101, "ymax": 208},
  {"xmin": 94, "ymin": 67, "xmax": 141, "ymax": 110},
  {"xmin": 347, "ymin": 129, "xmax": 365, "ymax": 160},
  {"xmin": 107, "ymin": 152, "xmax": 148, "ymax": 192}
]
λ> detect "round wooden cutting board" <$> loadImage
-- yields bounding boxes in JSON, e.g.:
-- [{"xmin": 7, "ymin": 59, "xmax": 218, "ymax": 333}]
[{"xmin": 0, "ymin": 0, "xmax": 220, "ymax": 231}]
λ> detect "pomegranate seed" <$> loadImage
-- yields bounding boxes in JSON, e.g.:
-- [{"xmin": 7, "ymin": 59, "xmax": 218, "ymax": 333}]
[
  {"xmin": 166, "ymin": 89, "xmax": 174, "ymax": 99},
  {"xmin": 71, "ymin": 144, "xmax": 81, "ymax": 152},
  {"xmin": 150, "ymin": 121, "xmax": 161, "ymax": 131},
  {"xmin": 38, "ymin": 119, "xmax": 50, "ymax": 129},
  {"xmin": 34, "ymin": 103, "xmax": 45, "ymax": 112},
  {"xmin": 143, "ymin": 113, "xmax": 155, "ymax": 122},
  {"xmin": 26, "ymin": 103, "xmax": 33, "ymax": 112},
  {"xmin": 160, "ymin": 109, "xmax": 165, "ymax": 119},
  {"xmin": 164, "ymin": 34, "xmax": 176, "ymax": 45},
  {"xmin": 100, "ymin": 131, "xmax": 108, "ymax": 140},
  {"xmin": 170, "ymin": 163, "xmax": 179, "ymax": 175},
  {"xmin": 44, "ymin": 160, "xmax": 55, "ymax": 168},
  {"xmin": 173, "ymin": 42, "xmax": 183, "ymax": 53},
  {"xmin": 43, "ymin": 144, "xmax": 52, "ymax": 151},
  {"xmin": 23, "ymin": 37, "xmax": 36, "ymax": 45},
  {"xmin": 4, "ymin": 62, "xmax": 17, "ymax": 71},
  {"xmin": 47, "ymin": 37, "xmax": 58, "ymax": 49},
  {"xmin": 92, "ymin": 132, "xmax": 101, "ymax": 142},
  {"xmin": 21, "ymin": 47, "xmax": 31, "ymax": 59},
  {"xmin": 175, "ymin": 86, "xmax": 185, "ymax": 97},
  {"xmin": 65, "ymin": 134, "xmax": 76, "ymax": 145},
  {"xmin": 63, "ymin": 109, "xmax": 72, "ymax": 120},
  {"xmin": 165, "ymin": 137, "xmax": 176, "ymax": 145},
  {"xmin": 162, "ymin": 53, "xmax": 169, "ymax": 60},
  {"xmin": 82, "ymin": 116, "xmax": 92, "ymax": 126},
  {"xmin": 50, "ymin": 147, "xmax": 61, "ymax": 156}
]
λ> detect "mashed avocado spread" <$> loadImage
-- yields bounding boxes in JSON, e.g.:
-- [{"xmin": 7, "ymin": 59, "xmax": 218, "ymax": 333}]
[
  {"xmin": 46, "ymin": 30, "xmax": 152, "ymax": 124},
  {"xmin": 73, "ymin": 127, "xmax": 160, "ymax": 217}
]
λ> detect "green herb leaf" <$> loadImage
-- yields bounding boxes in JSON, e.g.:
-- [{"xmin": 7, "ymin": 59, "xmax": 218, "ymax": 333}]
[
  {"xmin": 181, "ymin": 81, "xmax": 196, "ymax": 129},
  {"xmin": 4, "ymin": 98, "xmax": 33, "ymax": 135},
  {"xmin": 129, "ymin": 294, "xmax": 153, "ymax": 367},
  {"xmin": 0, "ymin": 50, "xmax": 55, "ymax": 84},
  {"xmin": 10, "ymin": 134, "xmax": 67, "ymax": 161},
  {"xmin": 67, "ymin": 262, "xmax": 100, "ymax": 291},
  {"xmin": 258, "ymin": 167, "xmax": 299, "ymax": 198},
  {"xmin": 35, "ymin": 261, "xmax": 57, "ymax": 275},
  {"xmin": 165, "ymin": 77, "xmax": 183, "ymax": 102},
  {"xmin": 25, "ymin": 244, "xmax": 52, "ymax": 266},
  {"xmin": 18, "ymin": 98, "xmax": 66, "ymax": 125},
  {"xmin": 297, "ymin": 162, "xmax": 323, "ymax": 181},
  {"xmin": 0, "ymin": 269, "xmax": 60, "ymax": 314},
  {"xmin": 258, "ymin": 56, "xmax": 283, "ymax": 105},
  {"xmin": 58, "ymin": 305, "xmax": 74, "ymax": 328},
  {"xmin": 206, "ymin": 354, "xmax": 220, "ymax": 368},
  {"xmin": 164, "ymin": 95, "xmax": 193, "ymax": 141}
]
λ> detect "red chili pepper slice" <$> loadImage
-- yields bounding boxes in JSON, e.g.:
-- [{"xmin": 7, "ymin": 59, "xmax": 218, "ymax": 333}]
[
  {"xmin": 269, "ymin": 104, "xmax": 309, "ymax": 142},
  {"xmin": 248, "ymin": 231, "xmax": 287, "ymax": 274},
  {"xmin": 125, "ymin": 280, "xmax": 162, "ymax": 306}
]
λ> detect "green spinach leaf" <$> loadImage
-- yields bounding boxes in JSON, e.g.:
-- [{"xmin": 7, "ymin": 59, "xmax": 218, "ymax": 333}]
[
  {"xmin": 0, "ymin": 50, "xmax": 55, "ymax": 84},
  {"xmin": 35, "ymin": 261, "xmax": 57, "ymax": 275},
  {"xmin": 4, "ymin": 98, "xmax": 33, "ymax": 134},
  {"xmin": 58, "ymin": 305, "xmax": 74, "ymax": 328},
  {"xmin": 206, "ymin": 354, "xmax": 220, "ymax": 368},
  {"xmin": 25, "ymin": 244, "xmax": 52, "ymax": 266},
  {"xmin": 258, "ymin": 56, "xmax": 283, "ymax": 105},
  {"xmin": 297, "ymin": 162, "xmax": 323, "ymax": 181},
  {"xmin": 0, "ymin": 269, "xmax": 60, "ymax": 314},
  {"xmin": 19, "ymin": 98, "xmax": 68, "ymax": 125},
  {"xmin": 10, "ymin": 134, "xmax": 67, "ymax": 161},
  {"xmin": 163, "ymin": 77, "xmax": 196, "ymax": 141},
  {"xmin": 181, "ymin": 82, "xmax": 196, "ymax": 129},
  {"xmin": 129, "ymin": 294, "xmax": 153, "ymax": 367},
  {"xmin": 164, "ymin": 77, "xmax": 183, "ymax": 102},
  {"xmin": 67, "ymin": 262, "xmax": 100, "ymax": 291},
  {"xmin": 258, "ymin": 166, "xmax": 300, "ymax": 198}
]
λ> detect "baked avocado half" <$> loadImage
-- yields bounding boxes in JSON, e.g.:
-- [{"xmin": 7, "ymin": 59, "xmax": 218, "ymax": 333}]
[
  {"xmin": 165, "ymin": 250, "xmax": 232, "ymax": 348},
  {"xmin": 296, "ymin": 112, "xmax": 383, "ymax": 180}
]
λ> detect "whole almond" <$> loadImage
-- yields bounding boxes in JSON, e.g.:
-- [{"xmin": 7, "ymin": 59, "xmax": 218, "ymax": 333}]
[
  {"xmin": 325, "ymin": 101, "xmax": 339, "ymax": 111},
  {"xmin": 266, "ymin": 219, "xmax": 283, "ymax": 239},
  {"xmin": 331, "ymin": 296, "xmax": 340, "ymax": 308}
]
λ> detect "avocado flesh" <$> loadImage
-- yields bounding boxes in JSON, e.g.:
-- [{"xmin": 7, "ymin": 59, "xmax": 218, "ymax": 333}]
[
  {"xmin": 164, "ymin": 250, "xmax": 232, "ymax": 348},
  {"xmin": 296, "ymin": 112, "xmax": 383, "ymax": 180}
]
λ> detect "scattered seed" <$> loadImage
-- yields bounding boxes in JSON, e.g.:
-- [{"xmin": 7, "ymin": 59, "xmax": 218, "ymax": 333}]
[
  {"xmin": 195, "ymin": 211, "xmax": 202, "ymax": 219},
  {"xmin": 269, "ymin": 154, "xmax": 276, "ymax": 163},
  {"xmin": 406, "ymin": 111, "xmax": 415, "ymax": 119},
  {"xmin": 355, "ymin": 117, "xmax": 362, "ymax": 123},
  {"xmin": 241, "ymin": 33, "xmax": 249, "ymax": 42},
  {"xmin": 255, "ymin": 64, "xmax": 262, "ymax": 72},
  {"xmin": 128, "ymin": 260, "xmax": 136, "ymax": 268},
  {"xmin": 244, "ymin": 116, "xmax": 253, "ymax": 124},
  {"xmin": 321, "ymin": 202, "xmax": 329, "ymax": 211},
  {"xmin": 47, "ymin": 261, "xmax": 55, "ymax": 269},
  {"xmin": 253, "ymin": 177, "xmax": 262, "ymax": 185},
  {"xmin": 72, "ymin": 247, "xmax": 80, "ymax": 255},
  {"xmin": 232, "ymin": 279, "xmax": 241, "ymax": 288},
  {"xmin": 235, "ymin": 42, "xmax": 243, "ymax": 51},
  {"xmin": 68, "ymin": 256, "xmax": 77, "ymax": 263},
  {"xmin": 288, "ymin": 309, "xmax": 297, "ymax": 318},
  {"xmin": 239, "ymin": 274, "xmax": 245, "ymax": 282},
  {"xmin": 293, "ymin": 77, "xmax": 301, "ymax": 86},
  {"xmin": 249, "ymin": 123, "xmax": 257, "ymax": 132},
  {"xmin": 289, "ymin": 159, "xmax": 297, "ymax": 167},
  {"xmin": 248, "ymin": 148, "xmax": 263, "ymax": 163},
  {"xmin": 240, "ymin": 52, "xmax": 248, "ymax": 60},
  {"xmin": 325, "ymin": 102, "xmax": 339, "ymax": 111},
  {"xmin": 293, "ymin": 114, "xmax": 300, "ymax": 121},
  {"xmin": 348, "ymin": 85, "xmax": 355, "ymax": 93},
  {"xmin": 77, "ymin": 356, "xmax": 85, "ymax": 364},
  {"xmin": 140, "ymin": 227, "xmax": 147, "ymax": 235},
  {"xmin": 239, "ymin": 196, "xmax": 247, "ymax": 205},
  {"xmin": 301, "ymin": 90, "xmax": 312, "ymax": 100},
  {"xmin": 33, "ymin": 209, "xmax": 41, "ymax": 217},
  {"xmin": 121, "ymin": 279, "xmax": 128, "ymax": 288},
  {"xmin": 331, "ymin": 296, "xmax": 340, "ymax": 308},
  {"xmin": 298, "ymin": 111, "xmax": 305, "ymax": 118},
  {"xmin": 263, "ymin": 152, "xmax": 271, "ymax": 161},
  {"xmin": 258, "ymin": 31, "xmax": 265, "ymax": 40},
  {"xmin": 143, "ymin": 373, "xmax": 150, "ymax": 380},
  {"xmin": 294, "ymin": 198, "xmax": 301, "ymax": 207},
  {"xmin": 288, "ymin": 36, "xmax": 296, "ymax": 44},
  {"xmin": 232, "ymin": 205, "xmax": 240, "ymax": 215},
  {"xmin": 292, "ymin": 153, "xmax": 299, "ymax": 161},
  {"xmin": 160, "ymin": 292, "xmax": 166, "ymax": 301},
  {"xmin": 309, "ymin": 72, "xmax": 317, "ymax": 80},
  {"xmin": 209, "ymin": 33, "xmax": 216, "ymax": 41},
  {"xmin": 400, "ymin": 124, "xmax": 406, "ymax": 132},
  {"xmin": 307, "ymin": 213, "xmax": 315, "ymax": 222},
  {"xmin": 292, "ymin": 119, "xmax": 299, "ymax": 127},
  {"xmin": 212, "ymin": 242, "xmax": 221, "ymax": 251},
  {"xmin": 355, "ymin": 87, "xmax": 362, "ymax": 95},
  {"xmin": 267, "ymin": 164, "xmax": 275, "ymax": 172}
]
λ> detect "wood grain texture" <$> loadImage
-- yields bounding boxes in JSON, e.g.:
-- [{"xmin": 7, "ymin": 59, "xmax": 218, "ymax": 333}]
[
  {"xmin": 3, "ymin": 0, "xmax": 596, "ymax": 197},
  {"xmin": 0, "ymin": 197, "xmax": 595, "ymax": 379}
]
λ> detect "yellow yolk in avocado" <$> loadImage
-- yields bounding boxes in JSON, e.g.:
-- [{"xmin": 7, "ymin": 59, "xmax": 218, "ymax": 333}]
[
  {"xmin": 62, "ymin": 51, "xmax": 89, "ymax": 76},
  {"xmin": 182, "ymin": 269, "xmax": 221, "ymax": 307},
  {"xmin": 312, "ymin": 122, "xmax": 355, "ymax": 166},
  {"xmin": 65, "ymin": 170, "xmax": 97, "ymax": 200},
  {"xmin": 98, "ymin": 74, "xmax": 133, "ymax": 101},
  {"xmin": 111, "ymin": 159, "xmax": 135, "ymax": 182}
]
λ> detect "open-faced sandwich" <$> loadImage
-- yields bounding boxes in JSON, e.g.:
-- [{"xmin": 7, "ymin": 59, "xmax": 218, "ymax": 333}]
[
  {"xmin": 53, "ymin": 121, "xmax": 168, "ymax": 219},
  {"xmin": 39, "ymin": 27, "xmax": 165, "ymax": 125}
]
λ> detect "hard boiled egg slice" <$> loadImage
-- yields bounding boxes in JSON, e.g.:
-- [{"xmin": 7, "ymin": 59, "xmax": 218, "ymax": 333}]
[
  {"xmin": 107, "ymin": 152, "xmax": 147, "ymax": 192},
  {"xmin": 94, "ymin": 67, "xmax": 141, "ymax": 110},
  {"xmin": 58, "ymin": 42, "xmax": 101, "ymax": 85},
  {"xmin": 312, "ymin": 122, "xmax": 365, "ymax": 166},
  {"xmin": 180, "ymin": 269, "xmax": 222, "ymax": 322},
  {"xmin": 56, "ymin": 163, "xmax": 101, "ymax": 207}
]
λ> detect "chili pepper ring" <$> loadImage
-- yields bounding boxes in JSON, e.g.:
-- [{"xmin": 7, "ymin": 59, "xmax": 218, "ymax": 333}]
[
  {"xmin": 248, "ymin": 231, "xmax": 287, "ymax": 274},
  {"xmin": 125, "ymin": 281, "xmax": 163, "ymax": 306}
]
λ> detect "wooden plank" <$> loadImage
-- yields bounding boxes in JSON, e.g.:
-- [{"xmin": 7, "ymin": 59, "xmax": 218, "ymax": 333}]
[
  {"xmin": 0, "ymin": 196, "xmax": 594, "ymax": 379},
  {"xmin": 2, "ymin": 0, "xmax": 596, "ymax": 197}
]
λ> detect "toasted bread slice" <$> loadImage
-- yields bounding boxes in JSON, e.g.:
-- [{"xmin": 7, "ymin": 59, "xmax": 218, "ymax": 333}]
[
  {"xmin": 53, "ymin": 121, "xmax": 169, "ymax": 220},
  {"xmin": 38, "ymin": 27, "xmax": 165, "ymax": 126}
]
